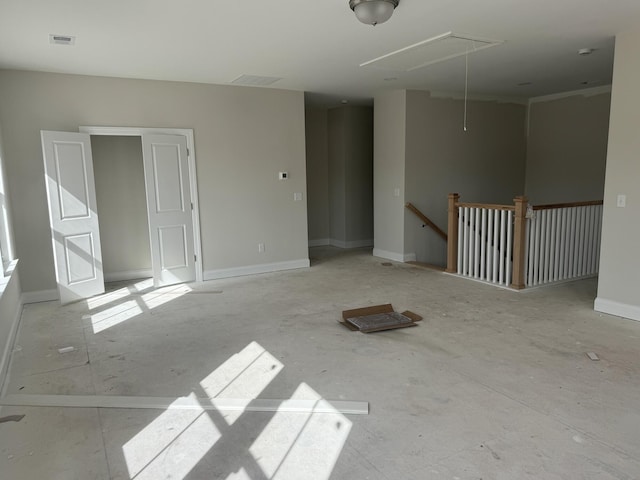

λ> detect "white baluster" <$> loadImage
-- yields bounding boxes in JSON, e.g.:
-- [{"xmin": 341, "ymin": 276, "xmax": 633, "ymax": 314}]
[
  {"xmin": 532, "ymin": 210, "xmax": 540, "ymax": 286},
  {"xmin": 493, "ymin": 209, "xmax": 499, "ymax": 283},
  {"xmin": 462, "ymin": 207, "xmax": 469, "ymax": 276},
  {"xmin": 473, "ymin": 208, "xmax": 480, "ymax": 278},
  {"xmin": 457, "ymin": 205, "xmax": 463, "ymax": 275},
  {"xmin": 480, "ymin": 209, "xmax": 486, "ymax": 281},
  {"xmin": 506, "ymin": 210, "xmax": 513, "ymax": 286},
  {"xmin": 487, "ymin": 210, "xmax": 494, "ymax": 281},
  {"xmin": 549, "ymin": 209, "xmax": 558, "ymax": 282},
  {"xmin": 568, "ymin": 207, "xmax": 576, "ymax": 279},
  {"xmin": 499, "ymin": 210, "xmax": 506, "ymax": 284}
]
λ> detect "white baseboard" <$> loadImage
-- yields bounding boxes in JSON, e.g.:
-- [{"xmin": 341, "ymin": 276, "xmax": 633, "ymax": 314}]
[
  {"xmin": 329, "ymin": 239, "xmax": 374, "ymax": 249},
  {"xmin": 594, "ymin": 297, "xmax": 640, "ymax": 322},
  {"xmin": 0, "ymin": 302, "xmax": 22, "ymax": 396},
  {"xmin": 346, "ymin": 239, "xmax": 374, "ymax": 248},
  {"xmin": 21, "ymin": 289, "xmax": 58, "ymax": 304},
  {"xmin": 308, "ymin": 238, "xmax": 330, "ymax": 247},
  {"xmin": 0, "ymin": 260, "xmax": 22, "ymax": 396},
  {"xmin": 0, "ymin": 261, "xmax": 23, "ymax": 396},
  {"xmin": 372, "ymin": 248, "xmax": 403, "ymax": 262},
  {"xmin": 204, "ymin": 259, "xmax": 310, "ymax": 281},
  {"xmin": 404, "ymin": 253, "xmax": 417, "ymax": 262},
  {"xmin": 104, "ymin": 269, "xmax": 152, "ymax": 283},
  {"xmin": 372, "ymin": 249, "xmax": 416, "ymax": 263}
]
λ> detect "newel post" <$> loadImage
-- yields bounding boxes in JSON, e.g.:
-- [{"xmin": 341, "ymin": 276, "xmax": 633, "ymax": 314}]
[
  {"xmin": 511, "ymin": 195, "xmax": 528, "ymax": 289},
  {"xmin": 446, "ymin": 193, "xmax": 460, "ymax": 273}
]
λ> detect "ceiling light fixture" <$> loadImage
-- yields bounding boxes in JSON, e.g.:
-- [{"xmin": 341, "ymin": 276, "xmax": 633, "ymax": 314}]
[{"xmin": 349, "ymin": 0, "xmax": 399, "ymax": 26}]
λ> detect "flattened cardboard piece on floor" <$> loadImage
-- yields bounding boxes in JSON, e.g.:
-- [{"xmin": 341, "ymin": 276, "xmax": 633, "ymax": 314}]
[
  {"xmin": 400, "ymin": 310, "xmax": 423, "ymax": 323},
  {"xmin": 347, "ymin": 312, "xmax": 415, "ymax": 332},
  {"xmin": 339, "ymin": 304, "xmax": 422, "ymax": 333},
  {"xmin": 342, "ymin": 304, "xmax": 394, "ymax": 320}
]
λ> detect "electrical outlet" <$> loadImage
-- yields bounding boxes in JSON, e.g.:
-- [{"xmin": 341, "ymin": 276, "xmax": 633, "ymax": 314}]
[
  {"xmin": 258, "ymin": 243, "xmax": 265, "ymax": 253},
  {"xmin": 393, "ymin": 188, "xmax": 401, "ymax": 197},
  {"xmin": 294, "ymin": 192, "xmax": 303, "ymax": 201},
  {"xmin": 617, "ymin": 194, "xmax": 626, "ymax": 208}
]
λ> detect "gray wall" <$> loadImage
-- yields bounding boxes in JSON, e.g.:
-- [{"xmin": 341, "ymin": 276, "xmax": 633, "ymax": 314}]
[
  {"xmin": 91, "ymin": 136, "xmax": 151, "ymax": 278},
  {"xmin": 399, "ymin": 91, "xmax": 527, "ymax": 266},
  {"xmin": 344, "ymin": 107, "xmax": 374, "ymax": 246},
  {"xmin": 526, "ymin": 91, "xmax": 611, "ymax": 204},
  {"xmin": 305, "ymin": 106, "xmax": 329, "ymax": 244},
  {"xmin": 328, "ymin": 108, "xmax": 347, "ymax": 244},
  {"xmin": 0, "ymin": 70, "xmax": 309, "ymax": 293},
  {"xmin": 405, "ymin": 91, "xmax": 526, "ymax": 265},
  {"xmin": 596, "ymin": 25, "xmax": 640, "ymax": 321},
  {"xmin": 328, "ymin": 106, "xmax": 373, "ymax": 247},
  {"xmin": 0, "ymin": 261, "xmax": 21, "ymax": 386},
  {"xmin": 0, "ymin": 121, "xmax": 15, "ymax": 268},
  {"xmin": 0, "ymin": 122, "xmax": 20, "ymax": 387},
  {"xmin": 373, "ymin": 90, "xmax": 407, "ymax": 261}
]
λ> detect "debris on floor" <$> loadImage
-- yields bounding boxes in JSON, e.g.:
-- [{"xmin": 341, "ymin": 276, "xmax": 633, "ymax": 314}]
[
  {"xmin": 586, "ymin": 352, "xmax": 600, "ymax": 361},
  {"xmin": 57, "ymin": 346, "xmax": 75, "ymax": 354},
  {"xmin": 340, "ymin": 304, "xmax": 422, "ymax": 333},
  {"xmin": 0, "ymin": 414, "xmax": 25, "ymax": 424}
]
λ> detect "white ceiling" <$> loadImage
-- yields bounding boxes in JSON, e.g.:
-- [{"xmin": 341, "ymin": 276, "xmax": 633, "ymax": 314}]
[{"xmin": 1, "ymin": 0, "xmax": 640, "ymax": 106}]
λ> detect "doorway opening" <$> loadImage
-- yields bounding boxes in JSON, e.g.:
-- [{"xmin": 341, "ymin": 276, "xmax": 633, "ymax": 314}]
[
  {"xmin": 80, "ymin": 126, "xmax": 203, "ymax": 286},
  {"xmin": 91, "ymin": 135, "xmax": 152, "ymax": 284},
  {"xmin": 41, "ymin": 126, "xmax": 203, "ymax": 304}
]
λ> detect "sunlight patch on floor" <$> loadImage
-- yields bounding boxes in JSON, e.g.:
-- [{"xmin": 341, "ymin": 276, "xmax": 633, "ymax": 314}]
[
  {"xmin": 200, "ymin": 341, "xmax": 284, "ymax": 425},
  {"xmin": 122, "ymin": 393, "xmax": 220, "ymax": 479},
  {"xmin": 249, "ymin": 382, "xmax": 352, "ymax": 480},
  {"xmin": 225, "ymin": 467, "xmax": 252, "ymax": 480},
  {"xmin": 89, "ymin": 300, "xmax": 143, "ymax": 334},
  {"xmin": 86, "ymin": 280, "xmax": 191, "ymax": 334},
  {"xmin": 122, "ymin": 342, "xmax": 352, "ymax": 480}
]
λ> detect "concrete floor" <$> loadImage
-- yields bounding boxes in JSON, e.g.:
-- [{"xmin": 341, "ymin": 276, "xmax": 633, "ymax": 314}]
[{"xmin": 1, "ymin": 246, "xmax": 639, "ymax": 479}]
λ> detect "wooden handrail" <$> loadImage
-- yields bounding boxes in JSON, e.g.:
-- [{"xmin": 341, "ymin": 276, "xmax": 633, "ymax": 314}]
[
  {"xmin": 405, "ymin": 202, "xmax": 447, "ymax": 241},
  {"xmin": 532, "ymin": 200, "xmax": 603, "ymax": 211},
  {"xmin": 456, "ymin": 202, "xmax": 515, "ymax": 211}
]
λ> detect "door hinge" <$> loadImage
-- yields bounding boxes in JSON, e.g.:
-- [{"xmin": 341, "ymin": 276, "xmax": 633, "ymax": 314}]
[
  {"xmin": 194, "ymin": 254, "xmax": 197, "ymax": 262},
  {"xmin": 191, "ymin": 202, "xmax": 194, "ymax": 210},
  {"xmin": 187, "ymin": 148, "xmax": 190, "ymax": 157}
]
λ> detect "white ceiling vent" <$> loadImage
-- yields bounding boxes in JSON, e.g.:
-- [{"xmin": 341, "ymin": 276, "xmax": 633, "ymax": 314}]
[
  {"xmin": 49, "ymin": 34, "xmax": 76, "ymax": 46},
  {"xmin": 360, "ymin": 32, "xmax": 503, "ymax": 71},
  {"xmin": 231, "ymin": 75, "xmax": 282, "ymax": 87}
]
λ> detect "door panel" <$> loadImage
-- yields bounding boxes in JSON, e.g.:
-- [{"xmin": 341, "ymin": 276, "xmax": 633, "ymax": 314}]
[
  {"xmin": 64, "ymin": 233, "xmax": 98, "ymax": 283},
  {"xmin": 158, "ymin": 226, "xmax": 188, "ymax": 269},
  {"xmin": 152, "ymin": 145, "xmax": 184, "ymax": 212},
  {"xmin": 142, "ymin": 134, "xmax": 196, "ymax": 287},
  {"xmin": 41, "ymin": 131, "xmax": 105, "ymax": 304}
]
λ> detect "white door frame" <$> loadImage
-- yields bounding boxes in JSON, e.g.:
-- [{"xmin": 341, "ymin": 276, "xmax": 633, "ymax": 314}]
[{"xmin": 78, "ymin": 126, "xmax": 203, "ymax": 283}]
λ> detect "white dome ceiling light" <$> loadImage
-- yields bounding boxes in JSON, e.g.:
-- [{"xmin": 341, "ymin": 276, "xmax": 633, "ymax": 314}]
[{"xmin": 349, "ymin": 0, "xmax": 400, "ymax": 26}]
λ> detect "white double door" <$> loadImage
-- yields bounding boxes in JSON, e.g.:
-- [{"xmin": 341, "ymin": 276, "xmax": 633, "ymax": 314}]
[{"xmin": 41, "ymin": 131, "xmax": 197, "ymax": 304}]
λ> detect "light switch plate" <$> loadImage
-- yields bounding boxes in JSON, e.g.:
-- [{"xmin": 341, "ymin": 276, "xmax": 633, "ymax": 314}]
[
  {"xmin": 294, "ymin": 192, "xmax": 303, "ymax": 201},
  {"xmin": 617, "ymin": 194, "xmax": 626, "ymax": 208}
]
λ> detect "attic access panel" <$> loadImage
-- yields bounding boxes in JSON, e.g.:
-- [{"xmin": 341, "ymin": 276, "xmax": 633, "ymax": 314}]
[{"xmin": 360, "ymin": 32, "xmax": 503, "ymax": 72}]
